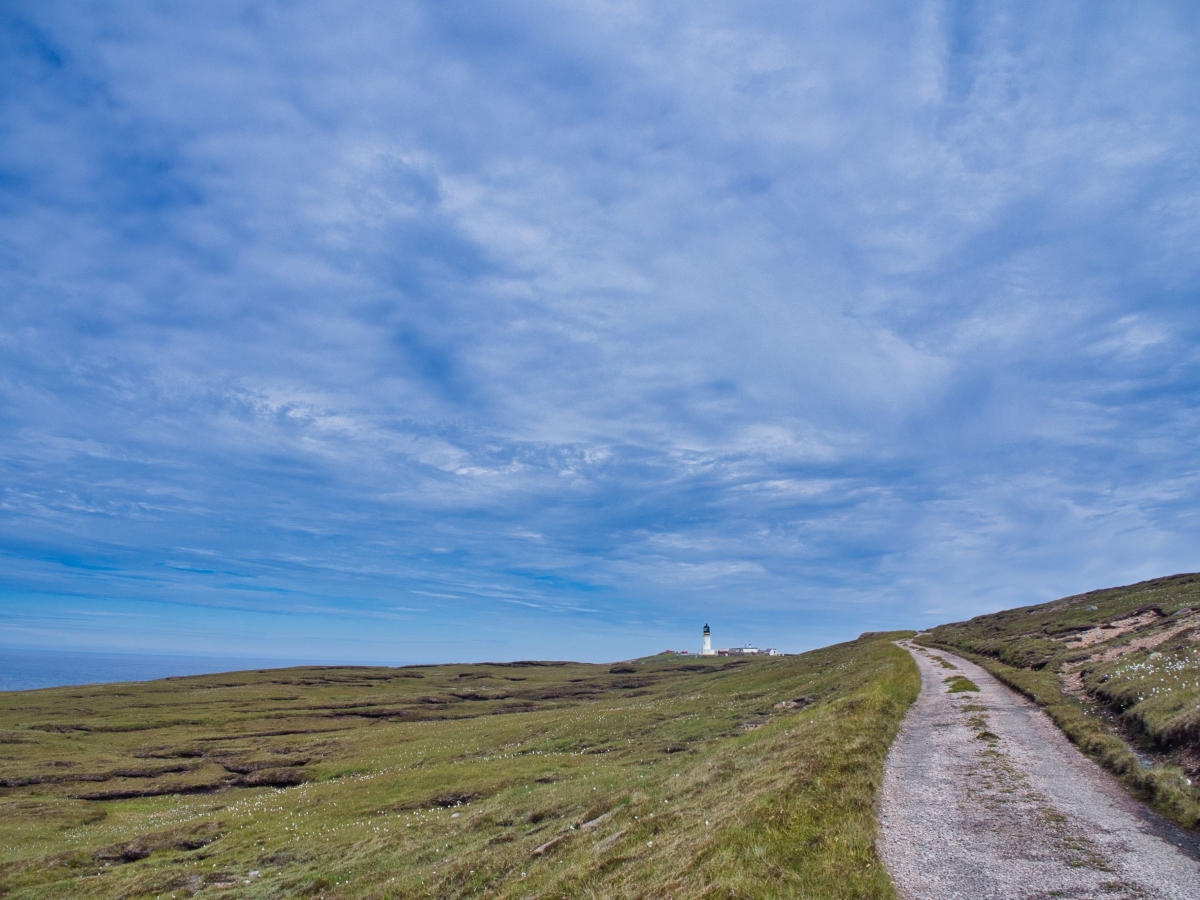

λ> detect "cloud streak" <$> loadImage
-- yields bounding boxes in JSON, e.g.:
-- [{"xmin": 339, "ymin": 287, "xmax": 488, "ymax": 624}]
[{"xmin": 1, "ymin": 1, "xmax": 1199, "ymax": 661}]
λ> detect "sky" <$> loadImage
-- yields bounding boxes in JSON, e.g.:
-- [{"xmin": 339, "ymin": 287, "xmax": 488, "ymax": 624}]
[{"xmin": 1, "ymin": 1, "xmax": 1199, "ymax": 665}]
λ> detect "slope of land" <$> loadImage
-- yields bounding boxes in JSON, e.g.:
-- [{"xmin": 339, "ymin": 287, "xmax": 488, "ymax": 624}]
[
  {"xmin": 0, "ymin": 633, "xmax": 917, "ymax": 899},
  {"xmin": 921, "ymin": 572, "xmax": 1200, "ymax": 828},
  {"xmin": 881, "ymin": 642, "xmax": 1200, "ymax": 900}
]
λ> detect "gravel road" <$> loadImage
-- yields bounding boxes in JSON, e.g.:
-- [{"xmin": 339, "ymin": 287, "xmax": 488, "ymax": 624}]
[{"xmin": 879, "ymin": 641, "xmax": 1200, "ymax": 900}]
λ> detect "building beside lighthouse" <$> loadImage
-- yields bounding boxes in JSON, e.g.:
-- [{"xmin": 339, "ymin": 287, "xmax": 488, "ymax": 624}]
[{"xmin": 687, "ymin": 623, "xmax": 779, "ymax": 657}]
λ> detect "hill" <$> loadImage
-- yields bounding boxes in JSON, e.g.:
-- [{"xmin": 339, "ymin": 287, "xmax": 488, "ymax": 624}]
[
  {"xmin": 920, "ymin": 573, "xmax": 1200, "ymax": 828},
  {"xmin": 0, "ymin": 633, "xmax": 916, "ymax": 899}
]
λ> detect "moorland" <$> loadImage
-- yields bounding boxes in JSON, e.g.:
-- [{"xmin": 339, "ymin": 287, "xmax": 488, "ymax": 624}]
[
  {"xmin": 0, "ymin": 632, "xmax": 917, "ymax": 899},
  {"xmin": 6, "ymin": 572, "xmax": 1199, "ymax": 899}
]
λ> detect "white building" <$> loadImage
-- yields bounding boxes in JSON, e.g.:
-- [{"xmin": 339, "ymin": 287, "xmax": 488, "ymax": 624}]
[
  {"xmin": 692, "ymin": 625, "xmax": 782, "ymax": 657},
  {"xmin": 727, "ymin": 644, "xmax": 760, "ymax": 655},
  {"xmin": 689, "ymin": 624, "xmax": 780, "ymax": 656}
]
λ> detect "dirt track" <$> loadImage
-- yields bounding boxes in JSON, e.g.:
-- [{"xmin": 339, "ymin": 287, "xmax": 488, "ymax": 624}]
[{"xmin": 879, "ymin": 641, "xmax": 1200, "ymax": 900}]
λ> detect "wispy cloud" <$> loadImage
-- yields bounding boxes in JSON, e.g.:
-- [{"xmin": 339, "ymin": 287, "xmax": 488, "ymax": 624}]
[{"xmin": 1, "ymin": 2, "xmax": 1198, "ymax": 662}]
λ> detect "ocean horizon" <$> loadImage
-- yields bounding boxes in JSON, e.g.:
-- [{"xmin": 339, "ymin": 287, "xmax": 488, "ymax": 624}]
[{"xmin": 0, "ymin": 647, "xmax": 332, "ymax": 692}]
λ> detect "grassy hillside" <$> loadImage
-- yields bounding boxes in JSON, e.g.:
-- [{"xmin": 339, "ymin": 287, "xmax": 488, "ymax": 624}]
[
  {"xmin": 920, "ymin": 573, "xmax": 1200, "ymax": 828},
  {"xmin": 0, "ymin": 633, "xmax": 917, "ymax": 899}
]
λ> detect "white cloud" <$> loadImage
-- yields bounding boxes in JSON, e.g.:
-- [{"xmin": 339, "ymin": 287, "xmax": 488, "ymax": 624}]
[{"xmin": 0, "ymin": 1, "xmax": 1198, "ymax": 660}]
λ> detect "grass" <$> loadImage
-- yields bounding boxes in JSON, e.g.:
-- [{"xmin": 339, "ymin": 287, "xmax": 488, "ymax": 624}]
[
  {"xmin": 943, "ymin": 676, "xmax": 979, "ymax": 694},
  {"xmin": 919, "ymin": 572, "xmax": 1200, "ymax": 830},
  {"xmin": 1082, "ymin": 651, "xmax": 1200, "ymax": 750},
  {"xmin": 0, "ymin": 632, "xmax": 918, "ymax": 899}
]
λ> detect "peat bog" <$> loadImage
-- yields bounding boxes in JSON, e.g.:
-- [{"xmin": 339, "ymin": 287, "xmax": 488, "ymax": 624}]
[{"xmin": 0, "ymin": 633, "xmax": 917, "ymax": 899}]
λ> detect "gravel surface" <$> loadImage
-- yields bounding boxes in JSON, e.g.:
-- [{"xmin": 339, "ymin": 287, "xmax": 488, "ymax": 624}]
[{"xmin": 879, "ymin": 641, "xmax": 1200, "ymax": 900}]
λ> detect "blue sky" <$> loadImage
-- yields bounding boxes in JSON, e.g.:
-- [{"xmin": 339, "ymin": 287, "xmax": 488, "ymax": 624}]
[{"xmin": 2, "ymin": 1, "xmax": 1199, "ymax": 664}]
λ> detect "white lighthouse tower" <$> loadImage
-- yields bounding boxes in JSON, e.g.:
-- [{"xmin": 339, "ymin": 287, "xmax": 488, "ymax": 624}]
[{"xmin": 700, "ymin": 623, "xmax": 715, "ymax": 656}]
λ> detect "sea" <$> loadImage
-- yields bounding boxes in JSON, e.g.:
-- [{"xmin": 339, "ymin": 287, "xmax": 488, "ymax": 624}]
[{"xmin": 0, "ymin": 647, "xmax": 312, "ymax": 692}]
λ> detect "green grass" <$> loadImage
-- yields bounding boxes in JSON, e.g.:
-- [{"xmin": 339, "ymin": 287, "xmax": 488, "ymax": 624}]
[
  {"xmin": 943, "ymin": 676, "xmax": 979, "ymax": 693},
  {"xmin": 919, "ymin": 572, "xmax": 1200, "ymax": 829},
  {"xmin": 1082, "ymin": 650, "xmax": 1200, "ymax": 750},
  {"xmin": 0, "ymin": 632, "xmax": 918, "ymax": 899}
]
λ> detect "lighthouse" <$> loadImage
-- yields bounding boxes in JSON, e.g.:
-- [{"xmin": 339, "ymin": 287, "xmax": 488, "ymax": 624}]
[{"xmin": 700, "ymin": 623, "xmax": 715, "ymax": 656}]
